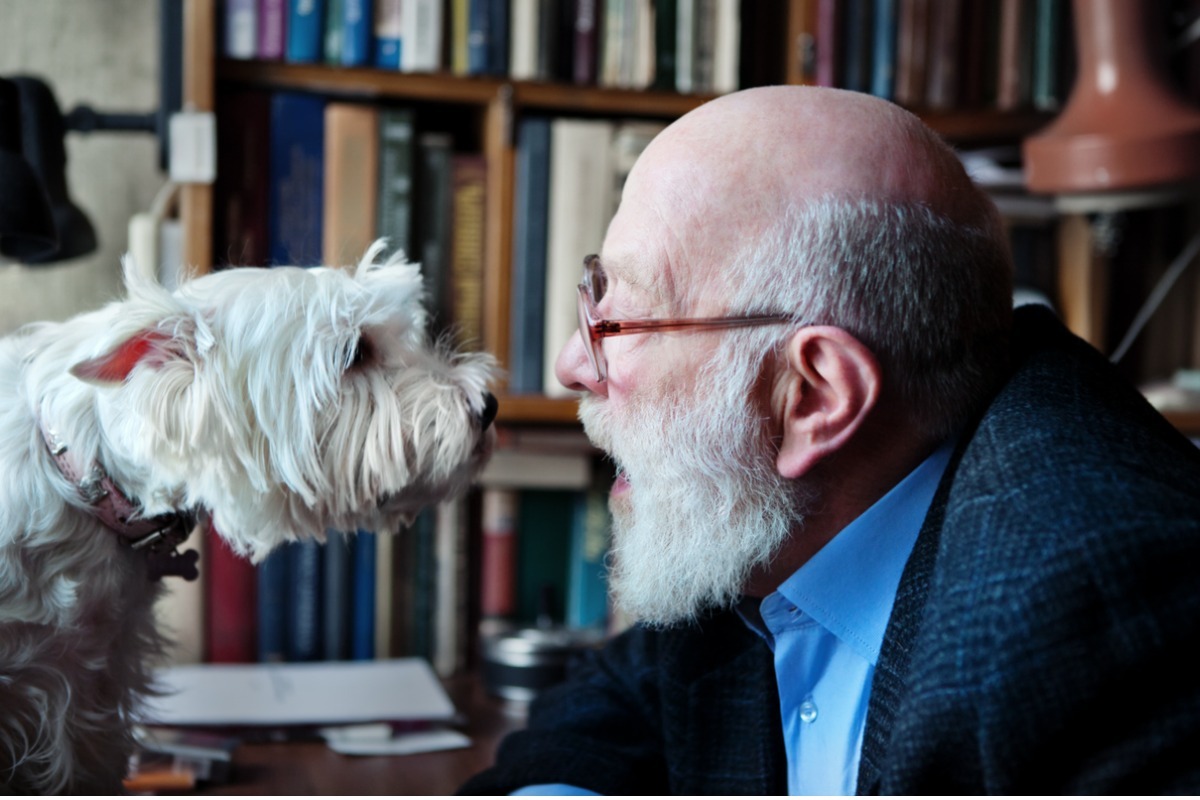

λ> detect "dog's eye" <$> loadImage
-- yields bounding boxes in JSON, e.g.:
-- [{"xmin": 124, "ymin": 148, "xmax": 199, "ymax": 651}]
[{"xmin": 345, "ymin": 337, "xmax": 371, "ymax": 370}]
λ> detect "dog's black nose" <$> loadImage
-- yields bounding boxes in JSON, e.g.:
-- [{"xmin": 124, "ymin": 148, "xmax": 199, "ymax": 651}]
[{"xmin": 480, "ymin": 392, "xmax": 498, "ymax": 431}]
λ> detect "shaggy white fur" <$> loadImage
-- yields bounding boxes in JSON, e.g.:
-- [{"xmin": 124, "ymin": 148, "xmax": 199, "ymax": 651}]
[{"xmin": 0, "ymin": 242, "xmax": 498, "ymax": 793}]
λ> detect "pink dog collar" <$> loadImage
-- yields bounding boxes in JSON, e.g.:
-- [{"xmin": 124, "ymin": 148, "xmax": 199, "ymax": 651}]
[{"xmin": 40, "ymin": 423, "xmax": 199, "ymax": 581}]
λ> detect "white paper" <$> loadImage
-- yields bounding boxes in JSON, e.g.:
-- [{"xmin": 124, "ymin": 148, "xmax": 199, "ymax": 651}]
[
  {"xmin": 320, "ymin": 725, "xmax": 471, "ymax": 756},
  {"xmin": 141, "ymin": 658, "xmax": 457, "ymax": 727}
]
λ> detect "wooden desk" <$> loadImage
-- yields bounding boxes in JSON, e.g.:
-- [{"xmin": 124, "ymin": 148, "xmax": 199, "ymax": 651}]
[{"xmin": 189, "ymin": 674, "xmax": 524, "ymax": 795}]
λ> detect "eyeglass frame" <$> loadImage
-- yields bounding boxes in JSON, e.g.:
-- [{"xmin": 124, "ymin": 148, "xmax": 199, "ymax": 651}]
[{"xmin": 575, "ymin": 254, "xmax": 797, "ymax": 382}]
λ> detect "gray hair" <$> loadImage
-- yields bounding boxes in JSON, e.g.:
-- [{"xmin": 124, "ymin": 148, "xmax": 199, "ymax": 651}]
[{"xmin": 709, "ymin": 198, "xmax": 1013, "ymax": 440}]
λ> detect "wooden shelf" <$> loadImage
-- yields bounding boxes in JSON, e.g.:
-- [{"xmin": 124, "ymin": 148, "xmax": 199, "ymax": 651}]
[
  {"xmin": 217, "ymin": 60, "xmax": 716, "ymax": 118},
  {"xmin": 496, "ymin": 394, "xmax": 581, "ymax": 426}
]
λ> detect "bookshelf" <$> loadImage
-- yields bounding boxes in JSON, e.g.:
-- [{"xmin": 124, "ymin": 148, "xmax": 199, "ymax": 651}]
[{"xmin": 181, "ymin": 0, "xmax": 1065, "ymax": 426}]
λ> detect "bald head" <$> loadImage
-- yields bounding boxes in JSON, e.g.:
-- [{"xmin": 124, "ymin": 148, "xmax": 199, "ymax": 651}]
[
  {"xmin": 629, "ymin": 86, "xmax": 994, "ymax": 233},
  {"xmin": 604, "ymin": 85, "xmax": 1013, "ymax": 439}
]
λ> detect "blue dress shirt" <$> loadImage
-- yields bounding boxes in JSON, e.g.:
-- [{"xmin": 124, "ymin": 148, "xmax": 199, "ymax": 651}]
[{"xmin": 514, "ymin": 440, "xmax": 954, "ymax": 796}]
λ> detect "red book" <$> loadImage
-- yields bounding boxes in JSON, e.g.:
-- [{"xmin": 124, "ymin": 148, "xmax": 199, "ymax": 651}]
[
  {"xmin": 479, "ymin": 488, "xmax": 518, "ymax": 619},
  {"xmin": 204, "ymin": 524, "xmax": 258, "ymax": 663}
]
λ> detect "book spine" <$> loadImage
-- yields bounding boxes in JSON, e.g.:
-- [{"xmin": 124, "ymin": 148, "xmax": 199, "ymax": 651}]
[
  {"xmin": 487, "ymin": 0, "xmax": 510, "ymax": 75},
  {"xmin": 286, "ymin": 0, "xmax": 327, "ymax": 62},
  {"xmin": 324, "ymin": 0, "xmax": 345, "ymax": 64},
  {"xmin": 341, "ymin": 0, "xmax": 373, "ymax": 66},
  {"xmin": 256, "ymin": 548, "xmax": 288, "ymax": 662},
  {"xmin": 323, "ymin": 102, "xmax": 381, "ymax": 268},
  {"xmin": 449, "ymin": 154, "xmax": 488, "ymax": 349},
  {"xmin": 516, "ymin": 490, "xmax": 576, "ymax": 626},
  {"xmin": 653, "ymin": 0, "xmax": 678, "ymax": 91},
  {"xmin": 508, "ymin": 116, "xmax": 551, "ymax": 394},
  {"xmin": 840, "ymin": 0, "xmax": 873, "ymax": 94},
  {"xmin": 479, "ymin": 488, "xmax": 519, "ymax": 619},
  {"xmin": 573, "ymin": 0, "xmax": 600, "ymax": 85},
  {"xmin": 224, "ymin": 0, "xmax": 259, "ymax": 58},
  {"xmin": 285, "ymin": 539, "xmax": 324, "ymax": 661},
  {"xmin": 415, "ymin": 132, "xmax": 455, "ymax": 335},
  {"xmin": 401, "ymin": 0, "xmax": 445, "ymax": 72},
  {"xmin": 869, "ymin": 0, "xmax": 897, "ymax": 99},
  {"xmin": 322, "ymin": 530, "xmax": 353, "ymax": 660},
  {"xmin": 350, "ymin": 530, "xmax": 376, "ymax": 659},
  {"xmin": 268, "ymin": 91, "xmax": 326, "ymax": 267},
  {"xmin": 813, "ymin": 0, "xmax": 841, "ymax": 88},
  {"xmin": 509, "ymin": 0, "xmax": 538, "ymax": 79},
  {"xmin": 566, "ymin": 480, "xmax": 612, "ymax": 630},
  {"xmin": 213, "ymin": 89, "xmax": 271, "ymax": 268},
  {"xmin": 204, "ymin": 525, "xmax": 258, "ymax": 663},
  {"xmin": 376, "ymin": 107, "xmax": 416, "ymax": 260},
  {"xmin": 258, "ymin": 0, "xmax": 288, "ymax": 59},
  {"xmin": 373, "ymin": 0, "xmax": 403, "ymax": 69},
  {"xmin": 467, "ymin": 0, "xmax": 491, "ymax": 74}
]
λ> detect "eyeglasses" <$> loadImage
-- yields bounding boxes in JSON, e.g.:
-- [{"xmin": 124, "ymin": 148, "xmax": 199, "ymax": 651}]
[{"xmin": 576, "ymin": 254, "xmax": 796, "ymax": 382}]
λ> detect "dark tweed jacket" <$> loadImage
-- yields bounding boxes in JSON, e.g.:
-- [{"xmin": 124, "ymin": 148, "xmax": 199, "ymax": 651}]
[{"xmin": 460, "ymin": 306, "xmax": 1200, "ymax": 795}]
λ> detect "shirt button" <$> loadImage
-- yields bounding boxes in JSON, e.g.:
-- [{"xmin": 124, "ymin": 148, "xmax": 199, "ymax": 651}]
[{"xmin": 799, "ymin": 699, "xmax": 818, "ymax": 724}]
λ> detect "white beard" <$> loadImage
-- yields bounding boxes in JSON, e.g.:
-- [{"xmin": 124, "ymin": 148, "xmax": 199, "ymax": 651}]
[{"xmin": 580, "ymin": 351, "xmax": 809, "ymax": 627}]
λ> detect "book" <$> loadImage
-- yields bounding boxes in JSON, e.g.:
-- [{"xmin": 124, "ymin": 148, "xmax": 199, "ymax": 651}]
[
  {"xmin": 509, "ymin": 0, "xmax": 539, "ymax": 80},
  {"xmin": 213, "ymin": 89, "xmax": 271, "ymax": 268},
  {"xmin": 323, "ymin": 102, "xmax": 380, "ymax": 268},
  {"xmin": 324, "ymin": 0, "xmax": 345, "ymax": 64},
  {"xmin": 653, "ymin": 0, "xmax": 679, "ymax": 91},
  {"xmin": 259, "ymin": 0, "xmax": 288, "ymax": 59},
  {"xmin": 711, "ymin": 0, "xmax": 740, "ymax": 94},
  {"xmin": 869, "ymin": 0, "xmax": 898, "ymax": 99},
  {"xmin": 448, "ymin": 153, "xmax": 488, "ymax": 349},
  {"xmin": 414, "ymin": 132, "xmax": 455, "ymax": 336},
  {"xmin": 543, "ymin": 118, "xmax": 614, "ymax": 397},
  {"xmin": 813, "ymin": 0, "xmax": 842, "ymax": 88},
  {"xmin": 515, "ymin": 489, "xmax": 576, "ymax": 626},
  {"xmin": 322, "ymin": 530, "xmax": 353, "ymax": 660},
  {"xmin": 223, "ymin": 0, "xmax": 259, "ymax": 58},
  {"xmin": 286, "ymin": 0, "xmax": 327, "ymax": 63},
  {"xmin": 256, "ymin": 548, "xmax": 288, "ymax": 662},
  {"xmin": 373, "ymin": 0, "xmax": 403, "ymax": 68},
  {"xmin": 339, "ymin": 0, "xmax": 374, "ymax": 66},
  {"xmin": 268, "ymin": 91, "xmax": 325, "ymax": 267},
  {"xmin": 432, "ymin": 497, "xmax": 471, "ymax": 676},
  {"xmin": 350, "ymin": 530, "xmax": 377, "ymax": 659},
  {"xmin": 479, "ymin": 487, "xmax": 519, "ymax": 620},
  {"xmin": 450, "ymin": 0, "xmax": 471, "ymax": 74},
  {"xmin": 573, "ymin": 0, "xmax": 601, "ymax": 85},
  {"xmin": 204, "ymin": 524, "xmax": 257, "ymax": 663},
  {"xmin": 924, "ymin": 0, "xmax": 963, "ymax": 109},
  {"xmin": 840, "ymin": 0, "xmax": 874, "ymax": 94},
  {"xmin": 375, "ymin": 528, "xmax": 395, "ymax": 658},
  {"xmin": 894, "ymin": 0, "xmax": 931, "ymax": 107},
  {"xmin": 995, "ymin": 0, "xmax": 1034, "ymax": 111},
  {"xmin": 285, "ymin": 539, "xmax": 324, "ymax": 661},
  {"xmin": 566, "ymin": 478, "xmax": 612, "ymax": 631},
  {"xmin": 1031, "ymin": 0, "xmax": 1066, "ymax": 111},
  {"xmin": 376, "ymin": 107, "xmax": 416, "ymax": 261},
  {"xmin": 508, "ymin": 115, "xmax": 551, "ymax": 394},
  {"xmin": 401, "ymin": 0, "xmax": 444, "ymax": 72}
]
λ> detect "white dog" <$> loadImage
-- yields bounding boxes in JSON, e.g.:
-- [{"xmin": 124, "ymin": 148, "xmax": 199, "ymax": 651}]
[{"xmin": 0, "ymin": 242, "xmax": 498, "ymax": 793}]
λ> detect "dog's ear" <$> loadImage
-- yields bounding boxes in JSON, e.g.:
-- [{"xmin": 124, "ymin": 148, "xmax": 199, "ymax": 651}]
[{"xmin": 70, "ymin": 329, "xmax": 176, "ymax": 385}]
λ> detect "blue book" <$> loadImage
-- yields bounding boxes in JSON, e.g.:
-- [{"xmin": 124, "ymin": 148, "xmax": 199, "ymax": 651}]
[
  {"xmin": 516, "ymin": 490, "xmax": 575, "ymax": 626},
  {"xmin": 256, "ymin": 548, "xmax": 288, "ymax": 662},
  {"xmin": 487, "ymin": 0, "xmax": 509, "ymax": 76},
  {"xmin": 350, "ymin": 530, "xmax": 377, "ymax": 660},
  {"xmin": 466, "ymin": 0, "xmax": 490, "ymax": 75},
  {"xmin": 285, "ymin": 539, "xmax": 324, "ymax": 661},
  {"xmin": 340, "ymin": 0, "xmax": 373, "ymax": 66},
  {"xmin": 322, "ymin": 530, "xmax": 353, "ymax": 660},
  {"xmin": 841, "ymin": 0, "xmax": 873, "ymax": 94},
  {"xmin": 268, "ymin": 91, "xmax": 325, "ymax": 266},
  {"xmin": 870, "ymin": 0, "xmax": 897, "ymax": 99},
  {"xmin": 566, "ymin": 482, "xmax": 611, "ymax": 630},
  {"xmin": 286, "ymin": 0, "xmax": 327, "ymax": 62},
  {"xmin": 373, "ymin": 0, "xmax": 402, "ymax": 68},
  {"xmin": 508, "ymin": 116, "xmax": 550, "ymax": 394}
]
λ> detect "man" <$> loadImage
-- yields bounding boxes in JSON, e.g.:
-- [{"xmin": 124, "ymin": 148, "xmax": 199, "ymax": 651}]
[{"xmin": 462, "ymin": 86, "xmax": 1200, "ymax": 794}]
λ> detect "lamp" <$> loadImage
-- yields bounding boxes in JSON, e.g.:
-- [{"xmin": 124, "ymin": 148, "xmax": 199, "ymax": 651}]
[
  {"xmin": 9, "ymin": 76, "xmax": 99, "ymax": 263},
  {"xmin": 0, "ymin": 77, "xmax": 58, "ymax": 261},
  {"xmin": 1023, "ymin": 0, "xmax": 1200, "ymax": 212}
]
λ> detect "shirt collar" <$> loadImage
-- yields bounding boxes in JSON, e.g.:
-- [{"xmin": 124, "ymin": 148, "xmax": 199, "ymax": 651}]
[{"xmin": 771, "ymin": 438, "xmax": 956, "ymax": 664}]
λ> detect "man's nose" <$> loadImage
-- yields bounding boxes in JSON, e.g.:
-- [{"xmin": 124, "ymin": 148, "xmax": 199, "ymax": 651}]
[{"xmin": 554, "ymin": 330, "xmax": 605, "ymax": 396}]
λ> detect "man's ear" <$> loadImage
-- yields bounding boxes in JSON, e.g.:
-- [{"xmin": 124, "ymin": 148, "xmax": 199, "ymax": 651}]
[{"xmin": 775, "ymin": 326, "xmax": 881, "ymax": 479}]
